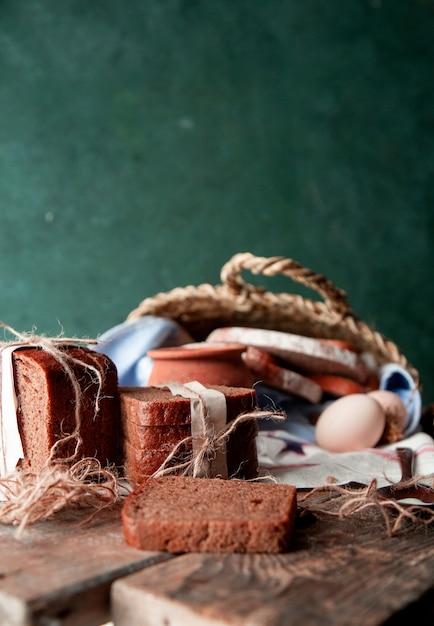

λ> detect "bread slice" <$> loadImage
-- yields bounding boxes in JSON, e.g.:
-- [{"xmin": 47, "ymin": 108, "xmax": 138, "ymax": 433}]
[
  {"xmin": 124, "ymin": 441, "xmax": 192, "ymax": 473},
  {"xmin": 8, "ymin": 346, "xmax": 120, "ymax": 471},
  {"xmin": 122, "ymin": 475, "xmax": 297, "ymax": 553},
  {"xmin": 119, "ymin": 386, "xmax": 192, "ymax": 426},
  {"xmin": 243, "ymin": 345, "xmax": 323, "ymax": 403},
  {"xmin": 207, "ymin": 327, "xmax": 368, "ymax": 382},
  {"xmin": 123, "ymin": 422, "xmax": 192, "ymax": 450}
]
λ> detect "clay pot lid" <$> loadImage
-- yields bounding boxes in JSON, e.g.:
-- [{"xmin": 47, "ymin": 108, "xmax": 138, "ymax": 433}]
[{"xmin": 147, "ymin": 342, "xmax": 247, "ymax": 361}]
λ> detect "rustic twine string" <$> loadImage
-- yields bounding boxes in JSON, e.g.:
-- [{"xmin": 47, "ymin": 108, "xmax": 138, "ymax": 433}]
[
  {"xmin": 0, "ymin": 459, "xmax": 121, "ymax": 537},
  {"xmin": 298, "ymin": 475, "xmax": 434, "ymax": 536},
  {"xmin": 0, "ymin": 322, "xmax": 120, "ymax": 534},
  {"xmin": 151, "ymin": 410, "xmax": 286, "ymax": 479}
]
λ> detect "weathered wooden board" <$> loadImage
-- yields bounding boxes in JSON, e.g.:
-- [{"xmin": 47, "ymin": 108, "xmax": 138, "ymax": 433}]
[
  {"xmin": 0, "ymin": 504, "xmax": 172, "ymax": 626},
  {"xmin": 111, "ymin": 510, "xmax": 434, "ymax": 626}
]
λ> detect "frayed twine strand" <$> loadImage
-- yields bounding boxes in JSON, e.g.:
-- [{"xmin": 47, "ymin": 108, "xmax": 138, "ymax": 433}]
[
  {"xmin": 298, "ymin": 476, "xmax": 434, "ymax": 536},
  {"xmin": 0, "ymin": 322, "xmax": 120, "ymax": 534},
  {"xmin": 151, "ymin": 409, "xmax": 286, "ymax": 479},
  {"xmin": 0, "ymin": 459, "xmax": 121, "ymax": 537}
]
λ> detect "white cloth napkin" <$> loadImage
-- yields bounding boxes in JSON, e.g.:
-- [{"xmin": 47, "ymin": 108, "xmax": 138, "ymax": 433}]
[
  {"xmin": 91, "ymin": 316, "xmax": 192, "ymax": 386},
  {"xmin": 257, "ymin": 430, "xmax": 434, "ymax": 489}
]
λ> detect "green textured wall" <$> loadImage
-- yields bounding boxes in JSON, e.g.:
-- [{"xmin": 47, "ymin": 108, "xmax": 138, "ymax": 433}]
[{"xmin": 0, "ymin": 0, "xmax": 433, "ymax": 400}]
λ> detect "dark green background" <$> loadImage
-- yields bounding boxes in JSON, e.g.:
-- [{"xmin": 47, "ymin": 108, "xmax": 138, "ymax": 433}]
[{"xmin": 0, "ymin": 0, "xmax": 433, "ymax": 401}]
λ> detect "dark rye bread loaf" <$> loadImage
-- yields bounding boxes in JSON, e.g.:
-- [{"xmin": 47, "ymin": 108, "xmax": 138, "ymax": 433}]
[
  {"xmin": 119, "ymin": 385, "xmax": 259, "ymax": 482},
  {"xmin": 122, "ymin": 475, "xmax": 298, "ymax": 553},
  {"xmin": 9, "ymin": 346, "xmax": 120, "ymax": 471}
]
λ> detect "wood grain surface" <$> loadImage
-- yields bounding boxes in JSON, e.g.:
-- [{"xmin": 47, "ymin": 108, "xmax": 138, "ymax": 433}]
[
  {"xmin": 1, "ymin": 500, "xmax": 433, "ymax": 625},
  {"xmin": 112, "ymin": 509, "xmax": 434, "ymax": 626},
  {"xmin": 0, "ymin": 504, "xmax": 171, "ymax": 626}
]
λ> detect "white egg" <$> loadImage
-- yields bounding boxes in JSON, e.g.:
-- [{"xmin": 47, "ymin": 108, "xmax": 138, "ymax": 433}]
[
  {"xmin": 367, "ymin": 390, "xmax": 407, "ymax": 430},
  {"xmin": 315, "ymin": 393, "xmax": 386, "ymax": 453}
]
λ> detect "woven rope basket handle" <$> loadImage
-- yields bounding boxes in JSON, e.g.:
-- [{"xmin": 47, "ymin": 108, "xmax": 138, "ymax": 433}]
[
  {"xmin": 220, "ymin": 253, "xmax": 418, "ymax": 383},
  {"xmin": 220, "ymin": 252, "xmax": 354, "ymax": 317},
  {"xmin": 126, "ymin": 252, "xmax": 418, "ymax": 383}
]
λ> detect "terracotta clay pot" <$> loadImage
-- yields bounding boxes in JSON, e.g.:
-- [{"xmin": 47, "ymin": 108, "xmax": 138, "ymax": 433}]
[{"xmin": 147, "ymin": 342, "xmax": 254, "ymax": 388}]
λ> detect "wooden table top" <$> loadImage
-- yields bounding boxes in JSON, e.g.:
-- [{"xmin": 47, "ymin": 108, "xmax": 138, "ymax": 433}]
[{"xmin": 0, "ymin": 497, "xmax": 433, "ymax": 626}]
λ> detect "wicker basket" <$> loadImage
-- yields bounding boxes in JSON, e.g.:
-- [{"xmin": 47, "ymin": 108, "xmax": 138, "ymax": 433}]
[{"xmin": 126, "ymin": 252, "xmax": 419, "ymax": 385}]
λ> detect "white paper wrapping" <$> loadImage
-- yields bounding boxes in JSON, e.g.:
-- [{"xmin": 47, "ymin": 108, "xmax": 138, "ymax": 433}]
[
  {"xmin": 0, "ymin": 346, "xmax": 25, "ymax": 477},
  {"xmin": 164, "ymin": 381, "xmax": 228, "ymax": 478}
]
